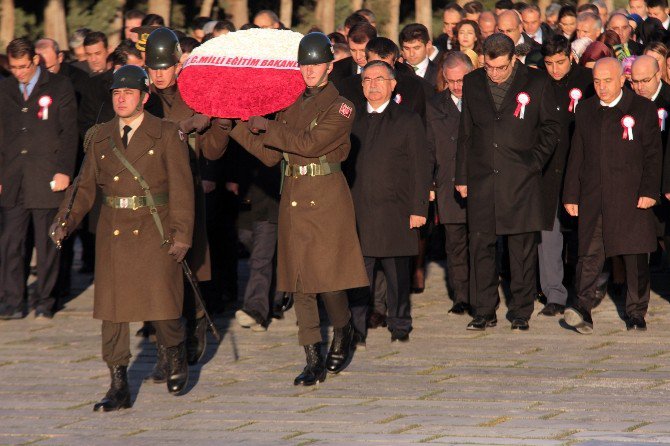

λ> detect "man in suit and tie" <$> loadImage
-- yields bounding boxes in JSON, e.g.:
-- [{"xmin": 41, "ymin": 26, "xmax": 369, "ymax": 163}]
[
  {"xmin": 521, "ymin": 5, "xmax": 555, "ymax": 45},
  {"xmin": 427, "ymin": 52, "xmax": 474, "ymax": 316},
  {"xmin": 330, "ymin": 21, "xmax": 377, "ymax": 86},
  {"xmin": 455, "ymin": 33, "xmax": 561, "ymax": 331},
  {"xmin": 497, "ymin": 10, "xmax": 541, "ymax": 63},
  {"xmin": 349, "ymin": 60, "xmax": 431, "ymax": 343},
  {"xmin": 400, "ymin": 23, "xmax": 439, "ymax": 88},
  {"xmin": 0, "ymin": 38, "xmax": 78, "ymax": 319}
]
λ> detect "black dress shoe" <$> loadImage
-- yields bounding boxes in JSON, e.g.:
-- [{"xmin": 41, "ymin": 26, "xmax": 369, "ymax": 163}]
[
  {"xmin": 564, "ymin": 306, "xmax": 593, "ymax": 334},
  {"xmin": 0, "ymin": 309, "xmax": 23, "ymax": 320},
  {"xmin": 294, "ymin": 344, "xmax": 326, "ymax": 386},
  {"xmin": 466, "ymin": 315, "xmax": 497, "ymax": 331},
  {"xmin": 93, "ymin": 365, "xmax": 131, "ymax": 412},
  {"xmin": 34, "ymin": 308, "xmax": 53, "ymax": 320},
  {"xmin": 186, "ymin": 316, "xmax": 207, "ymax": 365},
  {"xmin": 166, "ymin": 342, "xmax": 189, "ymax": 395},
  {"xmin": 367, "ymin": 311, "xmax": 387, "ymax": 329},
  {"xmin": 626, "ymin": 316, "xmax": 647, "ymax": 331},
  {"xmin": 538, "ymin": 303, "xmax": 565, "ymax": 317},
  {"xmin": 448, "ymin": 302, "xmax": 471, "ymax": 315},
  {"xmin": 390, "ymin": 330, "xmax": 410, "ymax": 342},
  {"xmin": 326, "ymin": 322, "xmax": 354, "ymax": 374},
  {"xmin": 144, "ymin": 344, "xmax": 168, "ymax": 383},
  {"xmin": 511, "ymin": 318, "xmax": 529, "ymax": 331}
]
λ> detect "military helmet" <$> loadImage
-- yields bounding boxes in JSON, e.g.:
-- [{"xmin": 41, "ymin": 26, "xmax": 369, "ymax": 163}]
[
  {"xmin": 110, "ymin": 65, "xmax": 150, "ymax": 93},
  {"xmin": 297, "ymin": 32, "xmax": 334, "ymax": 65},
  {"xmin": 145, "ymin": 27, "xmax": 182, "ymax": 70}
]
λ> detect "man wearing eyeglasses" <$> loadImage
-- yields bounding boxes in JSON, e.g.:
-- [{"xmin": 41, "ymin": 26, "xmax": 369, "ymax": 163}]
[
  {"xmin": 455, "ymin": 33, "xmax": 561, "ymax": 332},
  {"xmin": 564, "ymin": 58, "xmax": 661, "ymax": 333},
  {"xmin": 348, "ymin": 60, "xmax": 430, "ymax": 344},
  {"xmin": 631, "ymin": 55, "xmax": 670, "ymax": 269},
  {"xmin": 0, "ymin": 38, "xmax": 78, "ymax": 319}
]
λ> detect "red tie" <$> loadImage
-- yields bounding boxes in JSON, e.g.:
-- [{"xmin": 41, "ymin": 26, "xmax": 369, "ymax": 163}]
[{"xmin": 22, "ymin": 85, "xmax": 29, "ymax": 101}]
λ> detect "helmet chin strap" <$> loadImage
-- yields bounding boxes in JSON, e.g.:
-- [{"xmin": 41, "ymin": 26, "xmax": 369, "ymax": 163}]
[
  {"xmin": 135, "ymin": 92, "xmax": 146, "ymax": 113},
  {"xmin": 309, "ymin": 62, "xmax": 331, "ymax": 89}
]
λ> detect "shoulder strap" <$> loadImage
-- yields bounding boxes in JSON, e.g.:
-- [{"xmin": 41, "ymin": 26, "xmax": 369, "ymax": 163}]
[{"xmin": 110, "ymin": 141, "xmax": 169, "ymax": 245}]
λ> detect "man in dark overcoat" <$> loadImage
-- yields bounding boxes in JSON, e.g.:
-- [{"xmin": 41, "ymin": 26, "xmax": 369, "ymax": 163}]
[
  {"xmin": 563, "ymin": 57, "xmax": 662, "ymax": 333},
  {"xmin": 455, "ymin": 33, "xmax": 561, "ymax": 331},
  {"xmin": 537, "ymin": 35, "xmax": 594, "ymax": 317},
  {"xmin": 50, "ymin": 65, "xmax": 195, "ymax": 410},
  {"xmin": 231, "ymin": 33, "xmax": 369, "ymax": 386},
  {"xmin": 0, "ymin": 38, "xmax": 78, "ymax": 319},
  {"xmin": 427, "ymin": 51, "xmax": 474, "ymax": 316},
  {"xmin": 349, "ymin": 60, "xmax": 430, "ymax": 343}
]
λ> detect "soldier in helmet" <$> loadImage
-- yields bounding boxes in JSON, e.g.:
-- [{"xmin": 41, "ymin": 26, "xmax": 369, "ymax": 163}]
[
  {"xmin": 50, "ymin": 65, "xmax": 195, "ymax": 411},
  {"xmin": 139, "ymin": 27, "xmax": 230, "ymax": 377},
  {"xmin": 231, "ymin": 32, "xmax": 369, "ymax": 386}
]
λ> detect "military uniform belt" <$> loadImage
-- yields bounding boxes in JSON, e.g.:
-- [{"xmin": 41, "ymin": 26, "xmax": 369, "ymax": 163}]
[
  {"xmin": 284, "ymin": 162, "xmax": 341, "ymax": 177},
  {"xmin": 103, "ymin": 193, "xmax": 169, "ymax": 210}
]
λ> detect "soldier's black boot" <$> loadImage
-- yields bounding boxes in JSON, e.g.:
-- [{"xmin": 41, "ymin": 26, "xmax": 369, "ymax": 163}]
[
  {"xmin": 93, "ymin": 365, "xmax": 131, "ymax": 412},
  {"xmin": 143, "ymin": 344, "xmax": 168, "ymax": 383},
  {"xmin": 166, "ymin": 342, "xmax": 189, "ymax": 395},
  {"xmin": 326, "ymin": 321, "xmax": 354, "ymax": 374},
  {"xmin": 293, "ymin": 344, "xmax": 326, "ymax": 386},
  {"xmin": 186, "ymin": 316, "xmax": 207, "ymax": 366}
]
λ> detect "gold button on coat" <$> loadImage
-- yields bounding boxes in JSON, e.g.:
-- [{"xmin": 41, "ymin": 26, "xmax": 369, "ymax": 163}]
[
  {"xmin": 133, "ymin": 229, "xmax": 139, "ymax": 235},
  {"xmin": 113, "ymin": 176, "xmax": 119, "ymax": 182},
  {"xmin": 113, "ymin": 230, "xmax": 120, "ymax": 236},
  {"xmin": 148, "ymin": 149, "xmax": 154, "ymax": 155},
  {"xmin": 291, "ymin": 201, "xmax": 297, "ymax": 207}
]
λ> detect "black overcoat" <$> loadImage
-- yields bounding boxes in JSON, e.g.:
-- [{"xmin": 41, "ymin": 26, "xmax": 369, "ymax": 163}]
[
  {"xmin": 0, "ymin": 69, "xmax": 78, "ymax": 209},
  {"xmin": 540, "ymin": 64, "xmax": 594, "ymax": 229},
  {"xmin": 455, "ymin": 62, "xmax": 561, "ymax": 234},
  {"xmin": 427, "ymin": 90, "xmax": 467, "ymax": 224},
  {"xmin": 563, "ymin": 88, "xmax": 662, "ymax": 257},
  {"xmin": 349, "ymin": 101, "xmax": 431, "ymax": 257}
]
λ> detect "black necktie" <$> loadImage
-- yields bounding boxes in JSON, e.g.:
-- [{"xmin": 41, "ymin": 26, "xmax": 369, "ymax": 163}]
[{"xmin": 122, "ymin": 125, "xmax": 132, "ymax": 149}]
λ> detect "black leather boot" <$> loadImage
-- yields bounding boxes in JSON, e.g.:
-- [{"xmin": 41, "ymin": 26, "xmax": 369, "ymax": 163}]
[
  {"xmin": 186, "ymin": 316, "xmax": 207, "ymax": 366},
  {"xmin": 293, "ymin": 344, "xmax": 326, "ymax": 386},
  {"xmin": 166, "ymin": 342, "xmax": 189, "ymax": 395},
  {"xmin": 93, "ymin": 365, "xmax": 131, "ymax": 412},
  {"xmin": 326, "ymin": 321, "xmax": 353, "ymax": 374},
  {"xmin": 143, "ymin": 344, "xmax": 168, "ymax": 383}
]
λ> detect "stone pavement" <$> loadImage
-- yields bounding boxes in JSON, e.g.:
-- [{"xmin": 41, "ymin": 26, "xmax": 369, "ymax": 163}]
[{"xmin": 1, "ymin": 261, "xmax": 670, "ymax": 446}]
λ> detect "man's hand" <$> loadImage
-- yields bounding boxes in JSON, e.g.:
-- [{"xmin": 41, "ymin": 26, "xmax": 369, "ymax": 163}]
[
  {"xmin": 410, "ymin": 215, "xmax": 427, "ymax": 229},
  {"xmin": 179, "ymin": 114, "xmax": 211, "ymax": 134},
  {"xmin": 52, "ymin": 173, "xmax": 70, "ymax": 192},
  {"xmin": 564, "ymin": 203, "xmax": 578, "ymax": 217},
  {"xmin": 49, "ymin": 220, "xmax": 68, "ymax": 247},
  {"xmin": 202, "ymin": 180, "xmax": 216, "ymax": 194},
  {"xmin": 429, "ymin": 190, "xmax": 435, "ymax": 202},
  {"xmin": 248, "ymin": 116, "xmax": 268, "ymax": 134},
  {"xmin": 168, "ymin": 241, "xmax": 190, "ymax": 263},
  {"xmin": 665, "ymin": 193, "xmax": 670, "ymax": 201},
  {"xmin": 455, "ymin": 185, "xmax": 467, "ymax": 198},
  {"xmin": 225, "ymin": 182, "xmax": 239, "ymax": 196},
  {"xmin": 637, "ymin": 196, "xmax": 656, "ymax": 209}
]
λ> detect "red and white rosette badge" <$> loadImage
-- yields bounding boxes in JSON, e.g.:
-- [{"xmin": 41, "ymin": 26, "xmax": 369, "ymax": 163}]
[
  {"xmin": 621, "ymin": 115, "xmax": 636, "ymax": 140},
  {"xmin": 658, "ymin": 108, "xmax": 667, "ymax": 131},
  {"xmin": 568, "ymin": 88, "xmax": 582, "ymax": 113},
  {"xmin": 178, "ymin": 29, "xmax": 305, "ymax": 119},
  {"xmin": 38, "ymin": 95, "xmax": 52, "ymax": 120},
  {"xmin": 514, "ymin": 92, "xmax": 530, "ymax": 119}
]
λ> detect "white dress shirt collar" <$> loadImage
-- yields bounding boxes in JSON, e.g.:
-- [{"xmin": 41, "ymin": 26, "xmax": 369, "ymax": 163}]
[
  {"xmin": 600, "ymin": 90, "xmax": 624, "ymax": 107},
  {"xmin": 367, "ymin": 99, "xmax": 391, "ymax": 114}
]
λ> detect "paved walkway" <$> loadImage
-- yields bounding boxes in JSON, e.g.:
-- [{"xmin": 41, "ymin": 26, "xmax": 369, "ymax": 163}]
[{"xmin": 1, "ymin": 261, "xmax": 670, "ymax": 445}]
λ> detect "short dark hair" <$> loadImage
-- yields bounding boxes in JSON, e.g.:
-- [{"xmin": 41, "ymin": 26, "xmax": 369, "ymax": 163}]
[
  {"xmin": 365, "ymin": 37, "xmax": 400, "ymax": 61},
  {"xmin": 142, "ymin": 14, "xmax": 165, "ymax": 26},
  {"xmin": 254, "ymin": 10, "xmax": 280, "ymax": 24},
  {"xmin": 483, "ymin": 33, "xmax": 515, "ymax": 59},
  {"xmin": 7, "ymin": 37, "xmax": 35, "ymax": 59},
  {"xmin": 558, "ymin": 5, "xmax": 577, "ymax": 22},
  {"xmin": 541, "ymin": 34, "xmax": 571, "ymax": 58},
  {"xmin": 125, "ymin": 9, "xmax": 145, "ymax": 21},
  {"xmin": 83, "ymin": 31, "xmax": 108, "ymax": 49},
  {"xmin": 464, "ymin": 1, "xmax": 484, "ymax": 15},
  {"xmin": 348, "ymin": 21, "xmax": 377, "ymax": 44},
  {"xmin": 648, "ymin": 0, "xmax": 669, "ymax": 8},
  {"xmin": 214, "ymin": 20, "xmax": 236, "ymax": 33},
  {"xmin": 192, "ymin": 16, "xmax": 211, "ymax": 31},
  {"xmin": 444, "ymin": 2, "xmax": 465, "ymax": 16},
  {"xmin": 110, "ymin": 39, "xmax": 142, "ymax": 65},
  {"xmin": 328, "ymin": 32, "xmax": 347, "ymax": 45},
  {"xmin": 179, "ymin": 37, "xmax": 200, "ymax": 54},
  {"xmin": 513, "ymin": 2, "xmax": 529, "ymax": 12},
  {"xmin": 399, "ymin": 23, "xmax": 431, "ymax": 46},
  {"xmin": 495, "ymin": 0, "xmax": 514, "ymax": 10},
  {"xmin": 355, "ymin": 8, "xmax": 376, "ymax": 23},
  {"xmin": 362, "ymin": 60, "xmax": 396, "ymax": 79},
  {"xmin": 344, "ymin": 13, "xmax": 368, "ymax": 30},
  {"xmin": 240, "ymin": 23, "xmax": 259, "ymax": 31}
]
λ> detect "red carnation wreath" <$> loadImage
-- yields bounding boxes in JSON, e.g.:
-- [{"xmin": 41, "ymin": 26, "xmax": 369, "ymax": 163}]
[{"xmin": 178, "ymin": 29, "xmax": 305, "ymax": 119}]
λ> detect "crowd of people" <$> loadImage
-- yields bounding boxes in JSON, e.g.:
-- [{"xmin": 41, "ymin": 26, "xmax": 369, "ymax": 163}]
[{"xmin": 1, "ymin": 1, "xmax": 670, "ymax": 409}]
